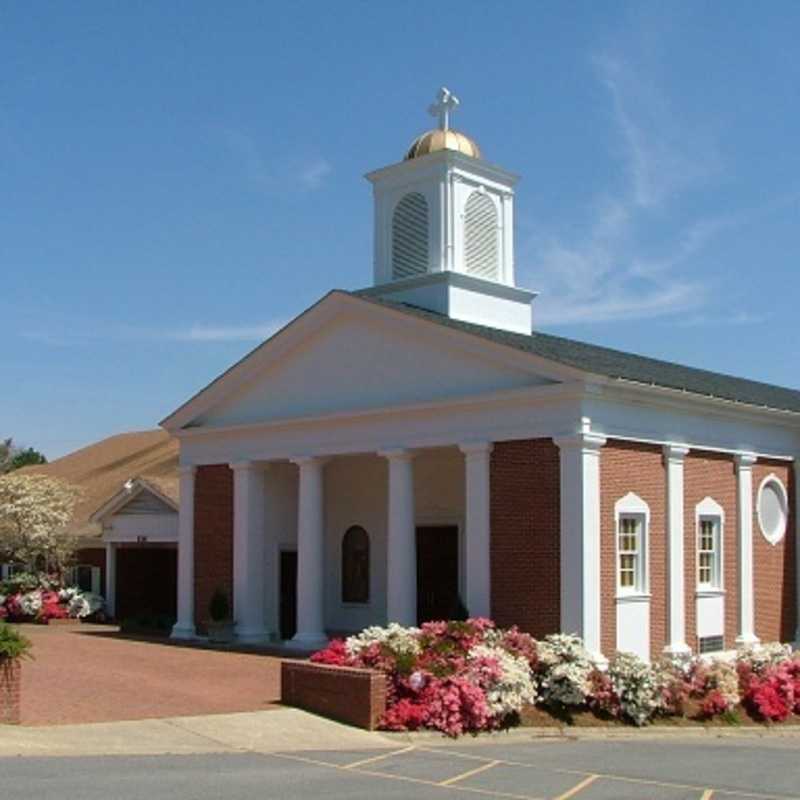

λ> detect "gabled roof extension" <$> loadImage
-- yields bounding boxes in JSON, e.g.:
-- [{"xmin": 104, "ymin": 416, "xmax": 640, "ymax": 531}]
[{"xmin": 355, "ymin": 293, "xmax": 800, "ymax": 415}]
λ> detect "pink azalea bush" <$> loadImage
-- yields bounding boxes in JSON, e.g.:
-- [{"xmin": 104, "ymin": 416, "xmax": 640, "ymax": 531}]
[{"xmin": 311, "ymin": 620, "xmax": 800, "ymax": 736}]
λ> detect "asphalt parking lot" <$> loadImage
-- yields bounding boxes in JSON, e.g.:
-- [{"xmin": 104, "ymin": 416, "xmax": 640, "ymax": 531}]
[{"xmin": 3, "ymin": 736, "xmax": 799, "ymax": 799}]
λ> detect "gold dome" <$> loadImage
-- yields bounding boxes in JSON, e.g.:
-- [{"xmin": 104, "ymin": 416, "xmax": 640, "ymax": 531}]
[{"xmin": 405, "ymin": 128, "xmax": 482, "ymax": 161}]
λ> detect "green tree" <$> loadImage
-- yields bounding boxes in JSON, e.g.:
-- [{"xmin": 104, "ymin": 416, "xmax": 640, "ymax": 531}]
[{"xmin": 9, "ymin": 448, "xmax": 47, "ymax": 471}]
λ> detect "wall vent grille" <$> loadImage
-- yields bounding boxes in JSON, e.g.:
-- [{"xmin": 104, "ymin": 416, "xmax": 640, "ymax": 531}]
[
  {"xmin": 391, "ymin": 192, "xmax": 429, "ymax": 280},
  {"xmin": 464, "ymin": 192, "xmax": 498, "ymax": 281},
  {"xmin": 698, "ymin": 635, "xmax": 724, "ymax": 654}
]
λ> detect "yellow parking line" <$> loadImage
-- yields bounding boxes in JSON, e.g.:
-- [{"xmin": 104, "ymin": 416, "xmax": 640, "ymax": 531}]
[
  {"xmin": 418, "ymin": 747, "xmax": 792, "ymax": 800},
  {"xmin": 439, "ymin": 759, "xmax": 501, "ymax": 786},
  {"xmin": 342, "ymin": 745, "xmax": 415, "ymax": 769},
  {"xmin": 554, "ymin": 774, "xmax": 598, "ymax": 800},
  {"xmin": 267, "ymin": 751, "xmax": 545, "ymax": 799}
]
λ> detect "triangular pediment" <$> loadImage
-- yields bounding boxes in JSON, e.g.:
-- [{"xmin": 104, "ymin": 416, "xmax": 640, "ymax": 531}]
[{"xmin": 164, "ymin": 292, "xmax": 578, "ymax": 431}]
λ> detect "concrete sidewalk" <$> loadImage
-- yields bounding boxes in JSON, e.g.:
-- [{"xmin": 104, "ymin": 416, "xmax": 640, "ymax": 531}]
[{"xmin": 0, "ymin": 708, "xmax": 393, "ymax": 758}]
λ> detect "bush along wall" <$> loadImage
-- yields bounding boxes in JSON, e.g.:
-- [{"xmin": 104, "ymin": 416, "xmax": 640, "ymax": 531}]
[
  {"xmin": 310, "ymin": 619, "xmax": 800, "ymax": 736},
  {"xmin": 0, "ymin": 621, "xmax": 32, "ymax": 724}
]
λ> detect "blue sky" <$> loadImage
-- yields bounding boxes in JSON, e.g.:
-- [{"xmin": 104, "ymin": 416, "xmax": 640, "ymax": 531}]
[{"xmin": 4, "ymin": 1, "xmax": 799, "ymax": 459}]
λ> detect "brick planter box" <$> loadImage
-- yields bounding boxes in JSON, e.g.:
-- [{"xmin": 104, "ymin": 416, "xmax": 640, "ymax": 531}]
[
  {"xmin": 0, "ymin": 659, "xmax": 21, "ymax": 725},
  {"xmin": 281, "ymin": 661, "xmax": 387, "ymax": 730}
]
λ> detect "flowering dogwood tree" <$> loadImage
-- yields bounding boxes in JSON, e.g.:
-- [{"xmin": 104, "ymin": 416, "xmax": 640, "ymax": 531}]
[{"xmin": 0, "ymin": 473, "xmax": 80, "ymax": 574}]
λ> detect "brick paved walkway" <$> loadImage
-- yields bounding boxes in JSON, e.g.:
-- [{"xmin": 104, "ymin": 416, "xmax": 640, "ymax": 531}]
[{"xmin": 19, "ymin": 624, "xmax": 282, "ymax": 726}]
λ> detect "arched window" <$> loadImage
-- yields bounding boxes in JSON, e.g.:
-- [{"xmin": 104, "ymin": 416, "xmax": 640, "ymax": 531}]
[
  {"xmin": 392, "ymin": 192, "xmax": 429, "ymax": 280},
  {"xmin": 341, "ymin": 526, "xmax": 370, "ymax": 604},
  {"xmin": 464, "ymin": 191, "xmax": 499, "ymax": 280}
]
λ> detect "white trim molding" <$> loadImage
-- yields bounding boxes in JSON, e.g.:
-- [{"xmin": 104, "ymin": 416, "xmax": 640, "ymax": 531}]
[
  {"xmin": 459, "ymin": 441, "xmax": 493, "ymax": 619},
  {"xmin": 554, "ymin": 425, "xmax": 606, "ymax": 661},
  {"xmin": 171, "ymin": 465, "xmax": 197, "ymax": 640},
  {"xmin": 756, "ymin": 473, "xmax": 789, "ymax": 546},
  {"xmin": 614, "ymin": 491, "xmax": 651, "ymax": 661},
  {"xmin": 231, "ymin": 461, "xmax": 271, "ymax": 644},
  {"xmin": 663, "ymin": 445, "xmax": 691, "ymax": 656},
  {"xmin": 794, "ymin": 457, "xmax": 800, "ymax": 646},
  {"xmin": 379, "ymin": 448, "xmax": 417, "ymax": 626},
  {"xmin": 695, "ymin": 496, "xmax": 725, "ymax": 592},
  {"xmin": 734, "ymin": 453, "xmax": 759, "ymax": 647}
]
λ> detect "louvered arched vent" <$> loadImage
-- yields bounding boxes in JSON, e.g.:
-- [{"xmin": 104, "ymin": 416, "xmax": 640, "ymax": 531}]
[
  {"xmin": 464, "ymin": 192, "xmax": 498, "ymax": 281},
  {"xmin": 392, "ymin": 192, "xmax": 429, "ymax": 280}
]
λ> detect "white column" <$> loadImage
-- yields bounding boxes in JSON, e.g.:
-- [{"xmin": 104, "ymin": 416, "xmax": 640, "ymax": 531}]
[
  {"xmin": 460, "ymin": 442, "xmax": 493, "ymax": 619},
  {"xmin": 794, "ymin": 457, "xmax": 800, "ymax": 646},
  {"xmin": 735, "ymin": 453, "xmax": 759, "ymax": 647},
  {"xmin": 381, "ymin": 449, "xmax": 417, "ymax": 626},
  {"xmin": 291, "ymin": 457, "xmax": 328, "ymax": 647},
  {"xmin": 104, "ymin": 542, "xmax": 117, "ymax": 619},
  {"xmin": 663, "ymin": 445, "xmax": 690, "ymax": 655},
  {"xmin": 231, "ymin": 461, "xmax": 269, "ymax": 644},
  {"xmin": 554, "ymin": 429, "xmax": 606, "ymax": 660},
  {"xmin": 171, "ymin": 465, "xmax": 196, "ymax": 639}
]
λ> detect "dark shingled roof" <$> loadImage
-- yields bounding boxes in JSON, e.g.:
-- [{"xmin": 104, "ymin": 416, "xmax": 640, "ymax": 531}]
[{"xmin": 354, "ymin": 292, "xmax": 800, "ymax": 415}]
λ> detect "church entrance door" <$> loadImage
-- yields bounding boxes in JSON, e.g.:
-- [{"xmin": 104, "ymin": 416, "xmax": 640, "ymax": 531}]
[{"xmin": 416, "ymin": 526, "xmax": 460, "ymax": 624}]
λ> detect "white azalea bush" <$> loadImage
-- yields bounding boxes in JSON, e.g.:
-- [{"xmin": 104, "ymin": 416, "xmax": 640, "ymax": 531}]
[
  {"xmin": 0, "ymin": 573, "xmax": 104, "ymax": 623},
  {"xmin": 535, "ymin": 633, "xmax": 596, "ymax": 707},
  {"xmin": 310, "ymin": 621, "xmax": 800, "ymax": 735}
]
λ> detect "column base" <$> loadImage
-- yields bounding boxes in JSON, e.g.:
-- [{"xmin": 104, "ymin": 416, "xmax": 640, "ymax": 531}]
[
  {"xmin": 663, "ymin": 642, "xmax": 692, "ymax": 658},
  {"xmin": 235, "ymin": 627, "xmax": 272, "ymax": 645},
  {"xmin": 735, "ymin": 633, "xmax": 760, "ymax": 649},
  {"xmin": 170, "ymin": 623, "xmax": 196, "ymax": 640},
  {"xmin": 290, "ymin": 632, "xmax": 329, "ymax": 651}
]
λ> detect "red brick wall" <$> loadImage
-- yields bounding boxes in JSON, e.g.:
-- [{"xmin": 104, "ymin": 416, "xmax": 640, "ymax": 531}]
[
  {"xmin": 281, "ymin": 661, "xmax": 387, "ymax": 730},
  {"xmin": 683, "ymin": 452, "xmax": 738, "ymax": 650},
  {"xmin": 194, "ymin": 464, "xmax": 234, "ymax": 635},
  {"xmin": 0, "ymin": 660, "xmax": 20, "ymax": 725},
  {"xmin": 600, "ymin": 441, "xmax": 666, "ymax": 658},
  {"xmin": 490, "ymin": 439, "xmax": 560, "ymax": 638},
  {"xmin": 75, "ymin": 548, "xmax": 106, "ymax": 597},
  {"xmin": 752, "ymin": 460, "xmax": 796, "ymax": 643}
]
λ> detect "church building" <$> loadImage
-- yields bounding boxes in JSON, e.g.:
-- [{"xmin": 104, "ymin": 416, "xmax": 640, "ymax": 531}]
[{"xmin": 161, "ymin": 89, "xmax": 799, "ymax": 662}]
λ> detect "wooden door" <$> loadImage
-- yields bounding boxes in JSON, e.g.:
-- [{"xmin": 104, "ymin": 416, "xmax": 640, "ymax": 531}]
[
  {"xmin": 416, "ymin": 526, "xmax": 460, "ymax": 624},
  {"xmin": 279, "ymin": 550, "xmax": 297, "ymax": 641}
]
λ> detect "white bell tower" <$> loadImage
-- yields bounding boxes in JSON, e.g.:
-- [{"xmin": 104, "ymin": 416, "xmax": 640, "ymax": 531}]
[{"xmin": 362, "ymin": 88, "xmax": 537, "ymax": 335}]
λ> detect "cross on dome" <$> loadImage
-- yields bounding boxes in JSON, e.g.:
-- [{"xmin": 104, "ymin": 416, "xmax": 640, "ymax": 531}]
[{"xmin": 428, "ymin": 87, "xmax": 460, "ymax": 132}]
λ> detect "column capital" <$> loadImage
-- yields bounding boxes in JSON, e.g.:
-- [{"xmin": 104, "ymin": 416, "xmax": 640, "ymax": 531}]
[
  {"xmin": 735, "ymin": 452, "xmax": 758, "ymax": 470},
  {"xmin": 178, "ymin": 465, "xmax": 197, "ymax": 478},
  {"xmin": 663, "ymin": 444, "xmax": 690, "ymax": 462},
  {"xmin": 378, "ymin": 448, "xmax": 415, "ymax": 462},
  {"xmin": 290, "ymin": 455, "xmax": 329, "ymax": 469},
  {"xmin": 230, "ymin": 460, "xmax": 269, "ymax": 473},
  {"xmin": 553, "ymin": 432, "xmax": 607, "ymax": 453},
  {"xmin": 459, "ymin": 441, "xmax": 493, "ymax": 457}
]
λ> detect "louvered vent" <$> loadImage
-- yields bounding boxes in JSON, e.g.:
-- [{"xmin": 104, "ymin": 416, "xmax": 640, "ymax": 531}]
[
  {"xmin": 392, "ymin": 192, "xmax": 429, "ymax": 280},
  {"xmin": 464, "ymin": 192, "xmax": 498, "ymax": 280}
]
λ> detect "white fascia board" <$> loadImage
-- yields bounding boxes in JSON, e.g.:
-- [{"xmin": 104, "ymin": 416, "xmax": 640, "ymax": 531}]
[
  {"xmin": 174, "ymin": 382, "xmax": 585, "ymax": 440},
  {"xmin": 89, "ymin": 479, "xmax": 179, "ymax": 524},
  {"xmin": 177, "ymin": 384, "xmax": 586, "ymax": 466},
  {"xmin": 583, "ymin": 381, "xmax": 800, "ymax": 460},
  {"xmin": 161, "ymin": 290, "xmax": 588, "ymax": 432},
  {"xmin": 365, "ymin": 150, "xmax": 519, "ymax": 188}
]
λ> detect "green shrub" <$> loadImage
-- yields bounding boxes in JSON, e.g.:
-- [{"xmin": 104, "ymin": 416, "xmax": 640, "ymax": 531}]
[
  {"xmin": 209, "ymin": 588, "xmax": 231, "ymax": 623},
  {"xmin": 0, "ymin": 621, "xmax": 33, "ymax": 661}
]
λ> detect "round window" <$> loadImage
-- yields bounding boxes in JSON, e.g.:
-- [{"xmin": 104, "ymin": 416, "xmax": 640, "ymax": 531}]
[{"xmin": 757, "ymin": 475, "xmax": 788, "ymax": 545}]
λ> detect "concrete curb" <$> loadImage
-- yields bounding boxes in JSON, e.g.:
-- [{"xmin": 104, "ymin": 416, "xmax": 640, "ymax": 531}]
[{"xmin": 382, "ymin": 723, "xmax": 800, "ymax": 744}]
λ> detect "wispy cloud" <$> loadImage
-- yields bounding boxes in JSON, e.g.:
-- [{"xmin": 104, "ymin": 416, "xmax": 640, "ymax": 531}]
[
  {"xmin": 19, "ymin": 318, "xmax": 288, "ymax": 347},
  {"xmin": 222, "ymin": 128, "xmax": 331, "ymax": 192},
  {"xmin": 527, "ymin": 52, "xmax": 732, "ymax": 327},
  {"xmin": 166, "ymin": 320, "xmax": 286, "ymax": 343},
  {"xmin": 299, "ymin": 158, "xmax": 332, "ymax": 190}
]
